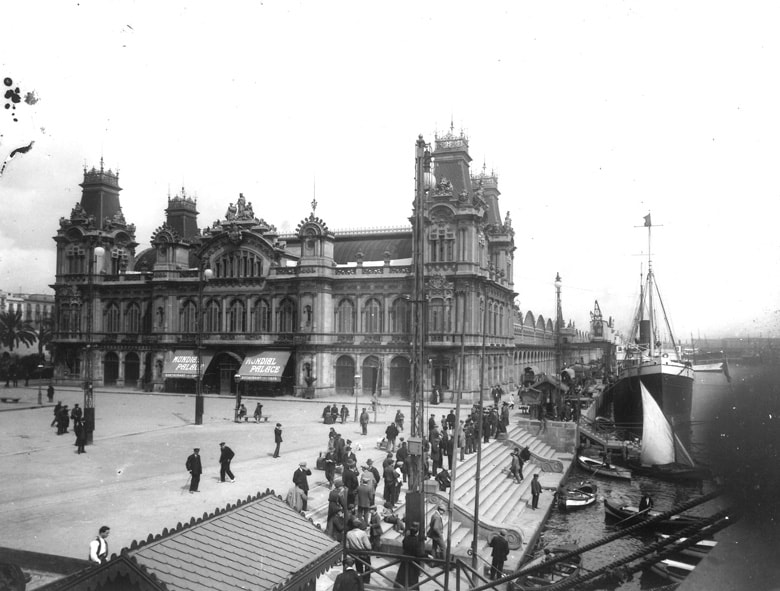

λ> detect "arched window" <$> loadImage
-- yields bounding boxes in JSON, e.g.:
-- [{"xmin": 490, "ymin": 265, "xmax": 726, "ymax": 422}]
[
  {"xmin": 362, "ymin": 298, "xmax": 382, "ymax": 333},
  {"xmin": 59, "ymin": 303, "xmax": 81, "ymax": 335},
  {"xmin": 251, "ymin": 298, "xmax": 271, "ymax": 332},
  {"xmin": 125, "ymin": 303, "xmax": 141, "ymax": 333},
  {"xmin": 180, "ymin": 300, "xmax": 196, "ymax": 333},
  {"xmin": 335, "ymin": 299, "xmax": 355, "ymax": 333},
  {"xmin": 228, "ymin": 299, "xmax": 246, "ymax": 332},
  {"xmin": 205, "ymin": 299, "xmax": 221, "ymax": 332},
  {"xmin": 429, "ymin": 297, "xmax": 451, "ymax": 333},
  {"xmin": 277, "ymin": 298, "xmax": 296, "ymax": 333},
  {"xmin": 390, "ymin": 298, "xmax": 410, "ymax": 333},
  {"xmin": 105, "ymin": 303, "xmax": 121, "ymax": 333},
  {"xmin": 65, "ymin": 245, "xmax": 85, "ymax": 274},
  {"xmin": 335, "ymin": 355, "xmax": 356, "ymax": 394},
  {"xmin": 429, "ymin": 225, "xmax": 455, "ymax": 262},
  {"xmin": 215, "ymin": 250, "xmax": 264, "ymax": 278}
]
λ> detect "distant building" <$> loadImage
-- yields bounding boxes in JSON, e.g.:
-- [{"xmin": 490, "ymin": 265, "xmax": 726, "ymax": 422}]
[
  {"xmin": 50, "ymin": 132, "xmax": 595, "ymax": 398},
  {"xmin": 0, "ymin": 290, "xmax": 54, "ymax": 357}
]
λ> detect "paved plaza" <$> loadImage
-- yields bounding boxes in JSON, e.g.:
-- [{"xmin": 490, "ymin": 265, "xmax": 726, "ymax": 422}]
[{"xmin": 0, "ymin": 384, "xmax": 403, "ymax": 560}]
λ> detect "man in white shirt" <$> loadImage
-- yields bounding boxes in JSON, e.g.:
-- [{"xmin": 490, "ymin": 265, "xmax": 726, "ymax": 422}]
[
  {"xmin": 345, "ymin": 518, "xmax": 372, "ymax": 584},
  {"xmin": 89, "ymin": 526, "xmax": 110, "ymax": 565}
]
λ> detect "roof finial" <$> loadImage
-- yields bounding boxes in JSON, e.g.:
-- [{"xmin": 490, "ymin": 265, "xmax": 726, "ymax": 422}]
[
  {"xmin": 450, "ymin": 116, "xmax": 454, "ymax": 133},
  {"xmin": 312, "ymin": 177, "xmax": 317, "ymax": 214},
  {"xmin": 99, "ymin": 156, "xmax": 104, "ymax": 172},
  {"xmin": 482, "ymin": 158, "xmax": 487, "ymax": 175}
]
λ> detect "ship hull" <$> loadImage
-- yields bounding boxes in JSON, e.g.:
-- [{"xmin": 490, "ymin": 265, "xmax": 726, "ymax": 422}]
[{"xmin": 608, "ymin": 360, "xmax": 694, "ymax": 435}]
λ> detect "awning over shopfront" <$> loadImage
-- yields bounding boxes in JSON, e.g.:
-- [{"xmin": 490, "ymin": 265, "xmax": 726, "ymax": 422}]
[
  {"xmin": 162, "ymin": 350, "xmax": 214, "ymax": 378},
  {"xmin": 237, "ymin": 350, "xmax": 292, "ymax": 382}
]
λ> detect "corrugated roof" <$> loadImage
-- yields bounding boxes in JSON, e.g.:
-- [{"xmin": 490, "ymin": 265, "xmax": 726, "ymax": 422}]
[{"xmin": 130, "ymin": 494, "xmax": 339, "ymax": 591}]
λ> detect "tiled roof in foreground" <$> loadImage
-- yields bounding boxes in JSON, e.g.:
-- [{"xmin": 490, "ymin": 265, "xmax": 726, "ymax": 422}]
[{"xmin": 41, "ymin": 490, "xmax": 340, "ymax": 591}]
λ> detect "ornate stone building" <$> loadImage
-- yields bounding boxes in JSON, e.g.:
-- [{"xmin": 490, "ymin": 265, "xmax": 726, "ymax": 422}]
[{"xmin": 51, "ymin": 131, "xmax": 580, "ymax": 400}]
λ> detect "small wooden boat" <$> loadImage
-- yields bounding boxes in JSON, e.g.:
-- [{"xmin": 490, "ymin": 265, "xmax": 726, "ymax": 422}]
[
  {"xmin": 577, "ymin": 454, "xmax": 632, "ymax": 480},
  {"xmin": 604, "ymin": 499, "xmax": 706, "ymax": 533},
  {"xmin": 656, "ymin": 533, "xmax": 717, "ymax": 560},
  {"xmin": 511, "ymin": 545, "xmax": 582, "ymax": 590},
  {"xmin": 556, "ymin": 481, "xmax": 598, "ymax": 511},
  {"xmin": 648, "ymin": 557, "xmax": 696, "ymax": 583}
]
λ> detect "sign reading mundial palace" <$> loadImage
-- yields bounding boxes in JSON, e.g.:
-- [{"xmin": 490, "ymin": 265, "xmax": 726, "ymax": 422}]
[{"xmin": 237, "ymin": 351, "xmax": 291, "ymax": 382}]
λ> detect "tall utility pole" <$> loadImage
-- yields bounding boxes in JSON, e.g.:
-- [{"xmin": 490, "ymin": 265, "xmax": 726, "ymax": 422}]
[
  {"xmin": 195, "ymin": 261, "xmax": 213, "ymax": 425},
  {"xmin": 84, "ymin": 244, "xmax": 104, "ymax": 445},
  {"xmin": 407, "ymin": 135, "xmax": 431, "ymax": 537},
  {"xmin": 555, "ymin": 272, "xmax": 563, "ymax": 377},
  {"xmin": 471, "ymin": 283, "xmax": 488, "ymax": 568}
]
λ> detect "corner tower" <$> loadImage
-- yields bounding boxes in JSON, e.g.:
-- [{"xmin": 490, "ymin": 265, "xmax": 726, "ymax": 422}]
[
  {"xmin": 79, "ymin": 158, "xmax": 122, "ymax": 230},
  {"xmin": 165, "ymin": 189, "xmax": 200, "ymax": 239}
]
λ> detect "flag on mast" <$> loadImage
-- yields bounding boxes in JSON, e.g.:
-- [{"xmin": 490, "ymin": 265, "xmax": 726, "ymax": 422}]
[{"xmin": 643, "ymin": 213, "xmax": 652, "ymax": 227}]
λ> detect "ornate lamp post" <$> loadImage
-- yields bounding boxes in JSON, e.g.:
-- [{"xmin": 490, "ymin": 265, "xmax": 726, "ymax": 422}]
[
  {"xmin": 195, "ymin": 263, "xmax": 213, "ymax": 425},
  {"xmin": 84, "ymin": 244, "xmax": 104, "ymax": 445},
  {"xmin": 354, "ymin": 373, "xmax": 360, "ymax": 422}
]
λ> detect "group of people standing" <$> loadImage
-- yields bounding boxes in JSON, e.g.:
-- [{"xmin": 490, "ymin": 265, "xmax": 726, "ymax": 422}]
[
  {"xmin": 51, "ymin": 400, "xmax": 88, "ymax": 453},
  {"xmin": 322, "ymin": 404, "xmax": 350, "ymax": 424}
]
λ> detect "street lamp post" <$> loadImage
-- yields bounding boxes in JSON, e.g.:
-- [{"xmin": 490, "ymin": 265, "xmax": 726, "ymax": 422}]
[
  {"xmin": 234, "ymin": 374, "xmax": 242, "ymax": 422},
  {"xmin": 37, "ymin": 363, "xmax": 43, "ymax": 405},
  {"xmin": 354, "ymin": 373, "xmax": 360, "ymax": 422},
  {"xmin": 84, "ymin": 244, "xmax": 104, "ymax": 445},
  {"xmin": 195, "ymin": 262, "xmax": 213, "ymax": 425}
]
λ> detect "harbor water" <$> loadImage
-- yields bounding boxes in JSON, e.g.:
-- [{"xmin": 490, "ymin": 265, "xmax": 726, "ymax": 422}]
[{"xmin": 531, "ymin": 362, "xmax": 779, "ymax": 590}]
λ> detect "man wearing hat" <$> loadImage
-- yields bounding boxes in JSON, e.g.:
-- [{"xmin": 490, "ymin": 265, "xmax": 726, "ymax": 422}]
[
  {"xmin": 186, "ymin": 448, "xmax": 203, "ymax": 493},
  {"xmin": 428, "ymin": 504, "xmax": 446, "ymax": 559},
  {"xmin": 488, "ymin": 529, "xmax": 510, "ymax": 580},
  {"xmin": 273, "ymin": 423, "xmax": 283, "ymax": 458},
  {"xmin": 395, "ymin": 521, "xmax": 427, "ymax": 588},
  {"xmin": 292, "ymin": 461, "xmax": 312, "ymax": 510},
  {"xmin": 219, "ymin": 442, "xmax": 235, "ymax": 483}
]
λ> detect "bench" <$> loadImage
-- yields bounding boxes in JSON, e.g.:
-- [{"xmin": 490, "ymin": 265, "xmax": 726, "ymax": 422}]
[
  {"xmin": 0, "ymin": 397, "xmax": 21, "ymax": 403},
  {"xmin": 254, "ymin": 416, "xmax": 270, "ymax": 423}
]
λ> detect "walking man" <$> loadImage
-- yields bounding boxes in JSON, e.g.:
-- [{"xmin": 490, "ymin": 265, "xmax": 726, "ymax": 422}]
[
  {"xmin": 186, "ymin": 448, "xmax": 202, "ymax": 493},
  {"xmin": 88, "ymin": 526, "xmax": 110, "ymax": 565},
  {"xmin": 273, "ymin": 423, "xmax": 283, "ymax": 458},
  {"xmin": 253, "ymin": 402, "xmax": 263, "ymax": 422},
  {"xmin": 428, "ymin": 504, "xmax": 445, "ymax": 559},
  {"xmin": 293, "ymin": 461, "xmax": 312, "ymax": 510},
  {"xmin": 74, "ymin": 419, "xmax": 87, "ymax": 454},
  {"xmin": 531, "ymin": 473, "xmax": 543, "ymax": 509},
  {"xmin": 359, "ymin": 407, "xmax": 369, "ymax": 435},
  {"xmin": 219, "ymin": 442, "xmax": 235, "ymax": 483},
  {"xmin": 487, "ymin": 529, "xmax": 509, "ymax": 580}
]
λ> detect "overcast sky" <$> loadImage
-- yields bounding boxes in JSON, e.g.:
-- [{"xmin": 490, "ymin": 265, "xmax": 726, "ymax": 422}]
[{"xmin": 1, "ymin": 1, "xmax": 778, "ymax": 340}]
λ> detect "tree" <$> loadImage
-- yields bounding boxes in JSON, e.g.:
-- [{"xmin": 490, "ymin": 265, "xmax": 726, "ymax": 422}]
[
  {"xmin": 0, "ymin": 309, "xmax": 37, "ymax": 352},
  {"xmin": 35, "ymin": 317, "xmax": 54, "ymax": 359}
]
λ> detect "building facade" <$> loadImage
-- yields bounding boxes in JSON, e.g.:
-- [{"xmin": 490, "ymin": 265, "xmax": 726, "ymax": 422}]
[{"xmin": 51, "ymin": 131, "xmax": 593, "ymax": 400}]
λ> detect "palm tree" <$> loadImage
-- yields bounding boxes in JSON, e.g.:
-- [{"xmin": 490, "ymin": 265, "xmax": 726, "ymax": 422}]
[
  {"xmin": 36, "ymin": 317, "xmax": 54, "ymax": 359},
  {"xmin": 0, "ymin": 309, "xmax": 37, "ymax": 352}
]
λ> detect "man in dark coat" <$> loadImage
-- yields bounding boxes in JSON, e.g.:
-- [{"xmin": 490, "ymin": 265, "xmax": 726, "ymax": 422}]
[
  {"xmin": 51, "ymin": 401, "xmax": 62, "ymax": 428},
  {"xmin": 340, "ymin": 404, "xmax": 349, "ymax": 424},
  {"xmin": 186, "ymin": 448, "xmax": 202, "ymax": 493},
  {"xmin": 219, "ymin": 442, "xmax": 235, "ymax": 483},
  {"xmin": 333, "ymin": 555, "xmax": 363, "ymax": 591},
  {"xmin": 293, "ymin": 461, "xmax": 312, "ymax": 510},
  {"xmin": 74, "ymin": 419, "xmax": 87, "ymax": 454},
  {"xmin": 488, "ymin": 529, "xmax": 510, "ymax": 579},
  {"xmin": 359, "ymin": 408, "xmax": 370, "ymax": 435},
  {"xmin": 428, "ymin": 504, "xmax": 445, "ymax": 559},
  {"xmin": 396, "ymin": 440, "xmax": 409, "ymax": 483},
  {"xmin": 394, "ymin": 522, "xmax": 427, "ymax": 588},
  {"xmin": 531, "ymin": 473, "xmax": 543, "ymax": 509},
  {"xmin": 385, "ymin": 422, "xmax": 399, "ymax": 452},
  {"xmin": 70, "ymin": 403, "xmax": 83, "ymax": 423},
  {"xmin": 273, "ymin": 423, "xmax": 283, "ymax": 458}
]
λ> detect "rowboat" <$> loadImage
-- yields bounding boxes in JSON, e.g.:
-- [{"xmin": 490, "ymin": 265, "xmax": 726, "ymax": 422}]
[
  {"xmin": 577, "ymin": 454, "xmax": 632, "ymax": 480},
  {"xmin": 604, "ymin": 499, "xmax": 706, "ymax": 533},
  {"xmin": 556, "ymin": 481, "xmax": 598, "ymax": 511},
  {"xmin": 648, "ymin": 557, "xmax": 696, "ymax": 583},
  {"xmin": 511, "ymin": 545, "xmax": 581, "ymax": 590},
  {"xmin": 656, "ymin": 533, "xmax": 717, "ymax": 560}
]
